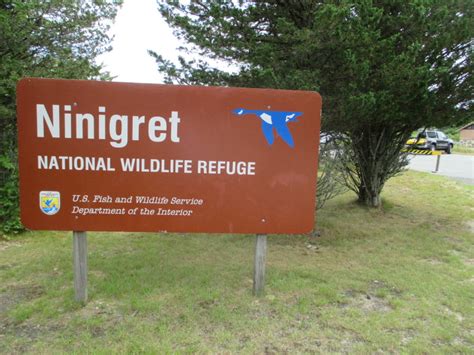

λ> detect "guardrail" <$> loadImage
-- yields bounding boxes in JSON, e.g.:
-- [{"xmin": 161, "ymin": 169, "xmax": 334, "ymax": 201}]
[
  {"xmin": 402, "ymin": 148, "xmax": 442, "ymax": 172},
  {"xmin": 401, "ymin": 148, "xmax": 441, "ymax": 156}
]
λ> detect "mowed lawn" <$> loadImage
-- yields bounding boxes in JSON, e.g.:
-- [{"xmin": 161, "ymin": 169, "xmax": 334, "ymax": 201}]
[{"xmin": 1, "ymin": 171, "xmax": 473, "ymax": 353}]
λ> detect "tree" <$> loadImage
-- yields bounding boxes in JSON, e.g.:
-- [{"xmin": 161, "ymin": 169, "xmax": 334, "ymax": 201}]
[
  {"xmin": 316, "ymin": 136, "xmax": 347, "ymax": 209},
  {"xmin": 0, "ymin": 0, "xmax": 121, "ymax": 233},
  {"xmin": 152, "ymin": 0, "xmax": 473, "ymax": 207}
]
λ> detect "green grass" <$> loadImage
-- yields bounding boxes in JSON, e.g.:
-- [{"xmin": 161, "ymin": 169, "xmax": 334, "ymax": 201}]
[
  {"xmin": 1, "ymin": 171, "xmax": 473, "ymax": 353},
  {"xmin": 453, "ymin": 144, "xmax": 474, "ymax": 155}
]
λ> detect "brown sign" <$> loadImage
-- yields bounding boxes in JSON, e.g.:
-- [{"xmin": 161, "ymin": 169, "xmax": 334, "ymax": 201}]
[{"xmin": 17, "ymin": 78, "xmax": 321, "ymax": 233}]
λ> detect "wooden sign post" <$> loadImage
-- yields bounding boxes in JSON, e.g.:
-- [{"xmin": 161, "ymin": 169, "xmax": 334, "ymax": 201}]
[
  {"xmin": 17, "ymin": 78, "xmax": 322, "ymax": 302},
  {"xmin": 73, "ymin": 231, "xmax": 88, "ymax": 303},
  {"xmin": 253, "ymin": 234, "xmax": 267, "ymax": 296}
]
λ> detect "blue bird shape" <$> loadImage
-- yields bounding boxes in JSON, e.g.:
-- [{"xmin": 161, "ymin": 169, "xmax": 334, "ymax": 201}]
[
  {"xmin": 232, "ymin": 108, "xmax": 303, "ymax": 148},
  {"xmin": 44, "ymin": 199, "xmax": 52, "ymax": 206}
]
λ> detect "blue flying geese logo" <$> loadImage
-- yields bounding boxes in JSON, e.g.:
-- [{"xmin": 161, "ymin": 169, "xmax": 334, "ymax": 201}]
[{"xmin": 232, "ymin": 108, "xmax": 303, "ymax": 148}]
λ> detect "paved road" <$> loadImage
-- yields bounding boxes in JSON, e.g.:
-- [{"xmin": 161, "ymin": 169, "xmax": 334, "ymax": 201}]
[{"xmin": 408, "ymin": 153, "xmax": 474, "ymax": 185}]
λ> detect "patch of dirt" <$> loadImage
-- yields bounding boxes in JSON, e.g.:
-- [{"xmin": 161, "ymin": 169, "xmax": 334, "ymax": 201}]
[
  {"xmin": 432, "ymin": 336, "xmax": 473, "ymax": 349},
  {"xmin": 0, "ymin": 284, "xmax": 48, "ymax": 353},
  {"xmin": 466, "ymin": 221, "xmax": 474, "ymax": 234},
  {"xmin": 338, "ymin": 336, "xmax": 366, "ymax": 352},
  {"xmin": 424, "ymin": 258, "xmax": 444, "ymax": 265},
  {"xmin": 249, "ymin": 303, "xmax": 278, "ymax": 321},
  {"xmin": 76, "ymin": 299, "xmax": 121, "ymax": 319},
  {"xmin": 306, "ymin": 243, "xmax": 319, "ymax": 251},
  {"xmin": 453, "ymin": 337, "xmax": 472, "ymax": 347},
  {"xmin": 369, "ymin": 279, "xmax": 402, "ymax": 296},
  {"xmin": 0, "ymin": 319, "xmax": 65, "ymax": 353},
  {"xmin": 320, "ymin": 327, "xmax": 366, "ymax": 353},
  {"xmin": 73, "ymin": 299, "xmax": 125, "ymax": 336},
  {"xmin": 0, "ymin": 241, "xmax": 22, "ymax": 252},
  {"xmin": 0, "ymin": 262, "xmax": 18, "ymax": 271},
  {"xmin": 301, "ymin": 242, "xmax": 325, "ymax": 255},
  {"xmin": 444, "ymin": 307, "xmax": 464, "ymax": 322},
  {"xmin": 263, "ymin": 344, "xmax": 281, "ymax": 354},
  {"xmin": 444, "ymin": 236, "xmax": 463, "ymax": 244},
  {"xmin": 341, "ymin": 282, "xmax": 396, "ymax": 313},
  {"xmin": 352, "ymin": 294, "xmax": 392, "ymax": 313},
  {"xmin": 263, "ymin": 324, "xmax": 366, "ymax": 353},
  {"xmin": 1, "ymin": 322, "xmax": 44, "ymax": 340},
  {"xmin": 450, "ymin": 248, "xmax": 474, "ymax": 267},
  {"xmin": 198, "ymin": 299, "xmax": 218, "ymax": 309},
  {"xmin": 399, "ymin": 329, "xmax": 416, "ymax": 345},
  {"xmin": 0, "ymin": 284, "xmax": 44, "ymax": 317}
]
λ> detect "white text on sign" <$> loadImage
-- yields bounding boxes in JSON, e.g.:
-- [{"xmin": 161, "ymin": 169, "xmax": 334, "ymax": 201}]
[{"xmin": 36, "ymin": 104, "xmax": 181, "ymax": 148}]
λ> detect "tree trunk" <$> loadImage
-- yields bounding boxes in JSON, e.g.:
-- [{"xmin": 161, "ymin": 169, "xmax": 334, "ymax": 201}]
[
  {"xmin": 357, "ymin": 186, "xmax": 382, "ymax": 208},
  {"xmin": 369, "ymin": 192, "xmax": 381, "ymax": 208},
  {"xmin": 357, "ymin": 185, "xmax": 367, "ymax": 204},
  {"xmin": 340, "ymin": 129, "xmax": 410, "ymax": 210}
]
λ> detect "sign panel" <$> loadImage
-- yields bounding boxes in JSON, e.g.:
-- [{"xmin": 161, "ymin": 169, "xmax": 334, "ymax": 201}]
[{"xmin": 17, "ymin": 78, "xmax": 321, "ymax": 233}]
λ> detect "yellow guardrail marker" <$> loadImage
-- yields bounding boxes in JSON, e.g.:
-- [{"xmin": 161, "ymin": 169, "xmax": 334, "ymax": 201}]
[
  {"xmin": 401, "ymin": 148, "xmax": 442, "ymax": 155},
  {"xmin": 402, "ymin": 148, "xmax": 442, "ymax": 173}
]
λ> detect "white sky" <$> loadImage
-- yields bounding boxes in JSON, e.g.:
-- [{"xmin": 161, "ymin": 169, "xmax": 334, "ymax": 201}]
[{"xmin": 98, "ymin": 0, "xmax": 181, "ymax": 84}]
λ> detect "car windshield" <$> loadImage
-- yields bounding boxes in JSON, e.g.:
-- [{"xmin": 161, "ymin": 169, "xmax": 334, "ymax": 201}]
[{"xmin": 427, "ymin": 132, "xmax": 437, "ymax": 138}]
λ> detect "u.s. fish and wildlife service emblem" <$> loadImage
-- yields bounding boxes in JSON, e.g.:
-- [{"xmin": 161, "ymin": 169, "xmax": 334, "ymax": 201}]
[{"xmin": 39, "ymin": 191, "xmax": 60, "ymax": 215}]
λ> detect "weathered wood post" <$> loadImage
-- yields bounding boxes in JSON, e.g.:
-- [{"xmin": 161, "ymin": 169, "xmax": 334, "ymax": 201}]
[
  {"xmin": 73, "ymin": 231, "xmax": 88, "ymax": 303},
  {"xmin": 253, "ymin": 234, "xmax": 267, "ymax": 296}
]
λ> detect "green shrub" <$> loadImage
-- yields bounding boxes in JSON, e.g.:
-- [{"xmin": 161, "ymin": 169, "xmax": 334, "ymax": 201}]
[
  {"xmin": 442, "ymin": 126, "xmax": 461, "ymax": 141},
  {"xmin": 0, "ymin": 153, "xmax": 23, "ymax": 235}
]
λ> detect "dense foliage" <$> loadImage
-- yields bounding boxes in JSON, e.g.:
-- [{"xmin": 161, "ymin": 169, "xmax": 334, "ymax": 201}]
[
  {"xmin": 0, "ymin": 0, "xmax": 121, "ymax": 234},
  {"xmin": 153, "ymin": 0, "xmax": 473, "ymax": 207},
  {"xmin": 316, "ymin": 137, "xmax": 347, "ymax": 210}
]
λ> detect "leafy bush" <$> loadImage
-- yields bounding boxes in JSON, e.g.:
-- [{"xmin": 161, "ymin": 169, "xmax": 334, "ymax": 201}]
[
  {"xmin": 442, "ymin": 126, "xmax": 461, "ymax": 142},
  {"xmin": 317, "ymin": 136, "xmax": 347, "ymax": 209},
  {"xmin": 0, "ymin": 1, "xmax": 120, "ymax": 235},
  {"xmin": 0, "ymin": 153, "xmax": 22, "ymax": 235}
]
